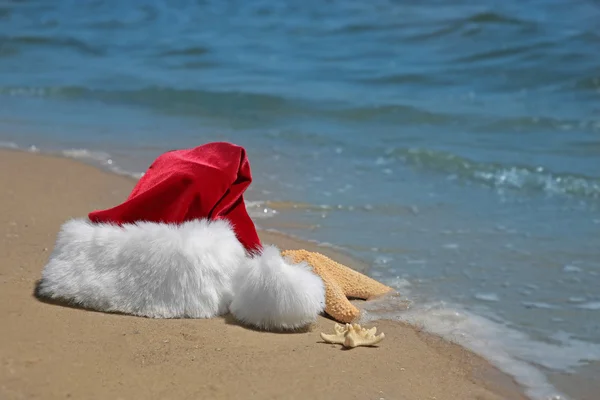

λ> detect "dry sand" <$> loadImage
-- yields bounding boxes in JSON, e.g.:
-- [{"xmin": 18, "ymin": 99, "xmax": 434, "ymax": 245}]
[{"xmin": 0, "ymin": 149, "xmax": 527, "ymax": 400}]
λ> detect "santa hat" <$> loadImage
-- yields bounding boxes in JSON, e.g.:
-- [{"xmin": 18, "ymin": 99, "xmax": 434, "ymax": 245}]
[{"xmin": 37, "ymin": 142, "xmax": 325, "ymax": 331}]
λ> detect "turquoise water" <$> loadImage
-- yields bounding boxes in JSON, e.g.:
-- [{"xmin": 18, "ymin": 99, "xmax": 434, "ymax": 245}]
[{"xmin": 1, "ymin": 1, "xmax": 600, "ymax": 398}]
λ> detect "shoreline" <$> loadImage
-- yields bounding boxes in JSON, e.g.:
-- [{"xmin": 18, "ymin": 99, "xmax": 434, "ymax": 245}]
[{"xmin": 0, "ymin": 148, "xmax": 527, "ymax": 399}]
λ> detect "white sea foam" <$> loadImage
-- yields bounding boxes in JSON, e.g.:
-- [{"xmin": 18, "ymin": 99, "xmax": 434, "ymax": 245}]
[
  {"xmin": 562, "ymin": 265, "xmax": 583, "ymax": 273},
  {"xmin": 374, "ymin": 255, "xmax": 393, "ymax": 267},
  {"xmin": 522, "ymin": 301, "xmax": 560, "ymax": 310},
  {"xmin": 62, "ymin": 148, "xmax": 113, "ymax": 163},
  {"xmin": 0, "ymin": 141, "xmax": 18, "ymax": 149},
  {"xmin": 474, "ymin": 292, "xmax": 500, "ymax": 302},
  {"xmin": 576, "ymin": 302, "xmax": 600, "ymax": 310},
  {"xmin": 245, "ymin": 201, "xmax": 278, "ymax": 219},
  {"xmin": 1, "ymin": 141, "xmax": 146, "ymax": 179},
  {"xmin": 359, "ymin": 293, "xmax": 600, "ymax": 400},
  {"xmin": 567, "ymin": 296, "xmax": 586, "ymax": 303},
  {"xmin": 60, "ymin": 148, "xmax": 144, "ymax": 179}
]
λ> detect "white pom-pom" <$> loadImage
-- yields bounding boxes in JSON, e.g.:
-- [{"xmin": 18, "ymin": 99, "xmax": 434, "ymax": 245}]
[{"xmin": 229, "ymin": 245, "xmax": 325, "ymax": 330}]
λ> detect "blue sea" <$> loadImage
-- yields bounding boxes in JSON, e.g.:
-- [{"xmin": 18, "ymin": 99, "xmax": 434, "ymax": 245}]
[{"xmin": 1, "ymin": 1, "xmax": 599, "ymax": 398}]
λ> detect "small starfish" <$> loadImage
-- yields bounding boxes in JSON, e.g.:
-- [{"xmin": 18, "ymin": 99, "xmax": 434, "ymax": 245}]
[
  {"xmin": 321, "ymin": 323, "xmax": 385, "ymax": 348},
  {"xmin": 281, "ymin": 250, "xmax": 394, "ymax": 323}
]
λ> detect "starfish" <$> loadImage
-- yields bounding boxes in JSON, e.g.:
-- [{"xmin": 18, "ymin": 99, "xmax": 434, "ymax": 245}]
[
  {"xmin": 320, "ymin": 323, "xmax": 385, "ymax": 348},
  {"xmin": 281, "ymin": 250, "xmax": 394, "ymax": 323}
]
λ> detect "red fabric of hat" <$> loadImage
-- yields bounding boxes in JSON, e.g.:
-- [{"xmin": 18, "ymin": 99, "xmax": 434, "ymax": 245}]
[{"xmin": 88, "ymin": 142, "xmax": 262, "ymax": 252}]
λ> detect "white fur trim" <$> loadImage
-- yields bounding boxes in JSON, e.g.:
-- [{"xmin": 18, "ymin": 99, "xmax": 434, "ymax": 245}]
[
  {"xmin": 38, "ymin": 219, "xmax": 325, "ymax": 330},
  {"xmin": 37, "ymin": 218, "xmax": 246, "ymax": 319},
  {"xmin": 229, "ymin": 246, "xmax": 326, "ymax": 331}
]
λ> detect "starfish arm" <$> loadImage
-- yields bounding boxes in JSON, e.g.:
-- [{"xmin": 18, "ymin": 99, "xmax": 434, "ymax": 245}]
[
  {"xmin": 344, "ymin": 332, "xmax": 385, "ymax": 348},
  {"xmin": 283, "ymin": 250, "xmax": 361, "ymax": 323},
  {"xmin": 320, "ymin": 332, "xmax": 344, "ymax": 344},
  {"xmin": 338, "ymin": 268, "xmax": 393, "ymax": 300},
  {"xmin": 324, "ymin": 279, "xmax": 360, "ymax": 323},
  {"xmin": 294, "ymin": 251, "xmax": 393, "ymax": 300}
]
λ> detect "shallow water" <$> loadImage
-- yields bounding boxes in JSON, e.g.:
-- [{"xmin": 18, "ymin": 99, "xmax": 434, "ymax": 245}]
[{"xmin": 1, "ymin": 1, "xmax": 600, "ymax": 398}]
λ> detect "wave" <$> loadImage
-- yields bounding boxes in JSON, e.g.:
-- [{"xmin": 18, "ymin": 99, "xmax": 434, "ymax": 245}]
[
  {"xmin": 466, "ymin": 11, "xmax": 528, "ymax": 25},
  {"xmin": 0, "ymin": 85, "xmax": 459, "ymax": 127},
  {"xmin": 474, "ymin": 115, "xmax": 600, "ymax": 135},
  {"xmin": 0, "ymin": 85, "xmax": 302, "ymax": 121},
  {"xmin": 0, "ymin": 85, "xmax": 284, "ymax": 104},
  {"xmin": 2, "ymin": 84, "xmax": 597, "ymax": 134},
  {"xmin": 387, "ymin": 147, "xmax": 600, "ymax": 200},
  {"xmin": 328, "ymin": 22, "xmax": 384, "ymax": 35},
  {"xmin": 0, "ymin": 141, "xmax": 144, "ymax": 180},
  {"xmin": 451, "ymin": 41, "xmax": 554, "ymax": 64},
  {"xmin": 405, "ymin": 11, "xmax": 535, "ymax": 42},
  {"xmin": 156, "ymin": 46, "xmax": 211, "ymax": 57},
  {"xmin": 359, "ymin": 294, "xmax": 600, "ymax": 400},
  {"xmin": 330, "ymin": 104, "xmax": 455, "ymax": 124},
  {"xmin": 0, "ymin": 34, "xmax": 103, "ymax": 56},
  {"xmin": 356, "ymin": 72, "xmax": 446, "ymax": 86},
  {"xmin": 574, "ymin": 75, "xmax": 600, "ymax": 91}
]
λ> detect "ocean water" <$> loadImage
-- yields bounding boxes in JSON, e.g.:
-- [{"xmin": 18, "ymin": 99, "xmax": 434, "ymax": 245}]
[{"xmin": 1, "ymin": 1, "xmax": 599, "ymax": 398}]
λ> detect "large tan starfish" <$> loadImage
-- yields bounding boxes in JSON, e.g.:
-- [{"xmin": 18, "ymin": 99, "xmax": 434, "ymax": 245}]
[{"xmin": 281, "ymin": 250, "xmax": 394, "ymax": 323}]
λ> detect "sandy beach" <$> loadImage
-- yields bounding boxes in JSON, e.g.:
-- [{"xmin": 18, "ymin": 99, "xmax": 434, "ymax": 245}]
[{"xmin": 0, "ymin": 149, "xmax": 526, "ymax": 400}]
